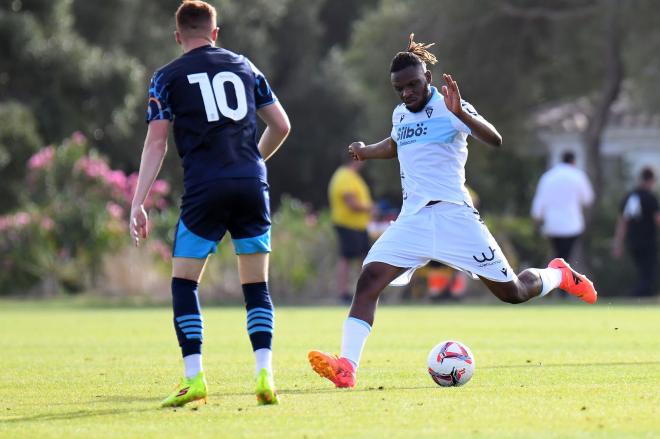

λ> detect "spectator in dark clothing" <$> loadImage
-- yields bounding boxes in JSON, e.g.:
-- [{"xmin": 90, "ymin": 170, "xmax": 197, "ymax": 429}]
[{"xmin": 612, "ymin": 167, "xmax": 660, "ymax": 297}]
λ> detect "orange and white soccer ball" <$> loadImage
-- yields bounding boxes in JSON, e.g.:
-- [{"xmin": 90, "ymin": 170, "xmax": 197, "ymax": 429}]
[{"xmin": 427, "ymin": 340, "xmax": 475, "ymax": 387}]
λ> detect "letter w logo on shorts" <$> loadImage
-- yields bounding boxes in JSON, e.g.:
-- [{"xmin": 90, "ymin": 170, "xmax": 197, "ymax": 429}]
[{"xmin": 473, "ymin": 246, "xmax": 496, "ymax": 263}]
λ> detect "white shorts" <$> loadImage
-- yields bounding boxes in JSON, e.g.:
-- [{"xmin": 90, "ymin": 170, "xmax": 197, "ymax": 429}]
[{"xmin": 363, "ymin": 201, "xmax": 515, "ymax": 286}]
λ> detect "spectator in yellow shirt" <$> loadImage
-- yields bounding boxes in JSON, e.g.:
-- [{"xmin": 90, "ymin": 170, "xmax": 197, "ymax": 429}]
[{"xmin": 328, "ymin": 159, "xmax": 373, "ymax": 303}]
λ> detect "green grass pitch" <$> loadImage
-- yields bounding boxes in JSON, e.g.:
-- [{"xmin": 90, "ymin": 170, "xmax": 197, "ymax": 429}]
[{"xmin": 1, "ymin": 302, "xmax": 659, "ymax": 438}]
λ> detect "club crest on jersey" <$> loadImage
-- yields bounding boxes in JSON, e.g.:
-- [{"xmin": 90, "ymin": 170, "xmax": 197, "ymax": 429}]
[
  {"xmin": 400, "ymin": 114, "xmax": 405, "ymax": 122},
  {"xmin": 425, "ymin": 107, "xmax": 433, "ymax": 118},
  {"xmin": 396, "ymin": 123, "xmax": 428, "ymax": 143}
]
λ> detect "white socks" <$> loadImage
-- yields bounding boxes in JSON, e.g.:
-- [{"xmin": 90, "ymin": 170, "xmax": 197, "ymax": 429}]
[
  {"xmin": 183, "ymin": 354, "xmax": 203, "ymax": 379},
  {"xmin": 183, "ymin": 349, "xmax": 273, "ymax": 378},
  {"xmin": 530, "ymin": 268, "xmax": 563, "ymax": 297},
  {"xmin": 185, "ymin": 350, "xmax": 273, "ymax": 378},
  {"xmin": 341, "ymin": 317, "xmax": 372, "ymax": 369},
  {"xmin": 255, "ymin": 348, "xmax": 272, "ymax": 375}
]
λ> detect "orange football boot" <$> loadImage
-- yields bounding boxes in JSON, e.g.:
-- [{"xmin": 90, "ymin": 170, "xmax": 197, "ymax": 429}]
[
  {"xmin": 308, "ymin": 351, "xmax": 356, "ymax": 388},
  {"xmin": 548, "ymin": 258, "xmax": 598, "ymax": 304}
]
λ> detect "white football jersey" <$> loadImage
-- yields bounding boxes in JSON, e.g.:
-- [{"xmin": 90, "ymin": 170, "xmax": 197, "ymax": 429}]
[{"xmin": 390, "ymin": 86, "xmax": 485, "ymax": 216}]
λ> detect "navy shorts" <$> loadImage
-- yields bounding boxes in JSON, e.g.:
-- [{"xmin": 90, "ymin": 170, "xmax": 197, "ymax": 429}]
[
  {"xmin": 173, "ymin": 178, "xmax": 271, "ymax": 258},
  {"xmin": 335, "ymin": 225, "xmax": 369, "ymax": 259}
]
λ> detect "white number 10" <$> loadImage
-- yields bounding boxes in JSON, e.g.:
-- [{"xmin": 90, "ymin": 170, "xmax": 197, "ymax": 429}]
[{"xmin": 187, "ymin": 71, "xmax": 248, "ymax": 122}]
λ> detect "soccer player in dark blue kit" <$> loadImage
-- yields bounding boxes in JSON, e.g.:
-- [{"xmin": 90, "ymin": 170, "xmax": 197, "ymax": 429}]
[{"xmin": 129, "ymin": 0, "xmax": 290, "ymax": 407}]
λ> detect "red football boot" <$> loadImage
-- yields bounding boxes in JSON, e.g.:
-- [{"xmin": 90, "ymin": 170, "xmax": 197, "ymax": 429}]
[
  {"xmin": 308, "ymin": 351, "xmax": 356, "ymax": 388},
  {"xmin": 548, "ymin": 258, "xmax": 598, "ymax": 304}
]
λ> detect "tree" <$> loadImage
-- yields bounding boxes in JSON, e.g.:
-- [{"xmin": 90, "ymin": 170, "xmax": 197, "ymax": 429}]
[
  {"xmin": 0, "ymin": 101, "xmax": 42, "ymax": 212},
  {"xmin": 337, "ymin": 0, "xmax": 660, "ymax": 214},
  {"xmin": 67, "ymin": 0, "xmax": 367, "ymax": 207},
  {"xmin": 0, "ymin": 0, "xmax": 144, "ymax": 166}
]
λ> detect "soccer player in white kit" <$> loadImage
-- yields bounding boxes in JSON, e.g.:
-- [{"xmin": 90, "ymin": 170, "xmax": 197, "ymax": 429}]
[{"xmin": 308, "ymin": 34, "xmax": 598, "ymax": 388}]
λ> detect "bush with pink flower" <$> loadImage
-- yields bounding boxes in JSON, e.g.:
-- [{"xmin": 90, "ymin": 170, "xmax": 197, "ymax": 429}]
[
  {"xmin": 0, "ymin": 132, "xmax": 173, "ymax": 294},
  {"xmin": 2, "ymin": 133, "xmax": 351, "ymax": 301}
]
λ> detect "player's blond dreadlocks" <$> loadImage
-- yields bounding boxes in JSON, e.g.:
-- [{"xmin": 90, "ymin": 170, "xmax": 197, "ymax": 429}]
[{"xmin": 390, "ymin": 33, "xmax": 438, "ymax": 72}]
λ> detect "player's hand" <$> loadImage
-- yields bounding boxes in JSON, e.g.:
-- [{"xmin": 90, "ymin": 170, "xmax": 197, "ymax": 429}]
[
  {"xmin": 130, "ymin": 205, "xmax": 149, "ymax": 247},
  {"xmin": 348, "ymin": 142, "xmax": 366, "ymax": 161},
  {"xmin": 441, "ymin": 73, "xmax": 462, "ymax": 116}
]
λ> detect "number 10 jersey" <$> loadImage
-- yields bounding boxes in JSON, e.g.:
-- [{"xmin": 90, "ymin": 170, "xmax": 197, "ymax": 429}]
[{"xmin": 146, "ymin": 46, "xmax": 277, "ymax": 189}]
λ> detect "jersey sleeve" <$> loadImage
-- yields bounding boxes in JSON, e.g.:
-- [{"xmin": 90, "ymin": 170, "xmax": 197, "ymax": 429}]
[
  {"xmin": 145, "ymin": 71, "xmax": 173, "ymax": 123},
  {"xmin": 621, "ymin": 192, "xmax": 643, "ymax": 219},
  {"xmin": 449, "ymin": 99, "xmax": 488, "ymax": 135},
  {"xmin": 619, "ymin": 192, "xmax": 631, "ymax": 213},
  {"xmin": 247, "ymin": 59, "xmax": 277, "ymax": 109},
  {"xmin": 390, "ymin": 105, "xmax": 404, "ymax": 144}
]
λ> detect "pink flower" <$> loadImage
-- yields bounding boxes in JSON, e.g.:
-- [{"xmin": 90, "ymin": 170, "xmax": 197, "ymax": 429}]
[
  {"xmin": 71, "ymin": 131, "xmax": 87, "ymax": 145},
  {"xmin": 0, "ymin": 216, "xmax": 10, "ymax": 232},
  {"xmin": 305, "ymin": 213, "xmax": 318, "ymax": 227},
  {"xmin": 156, "ymin": 198, "xmax": 168, "ymax": 210},
  {"xmin": 106, "ymin": 202, "xmax": 124, "ymax": 220},
  {"xmin": 0, "ymin": 211, "xmax": 32, "ymax": 232},
  {"xmin": 40, "ymin": 217, "xmax": 55, "ymax": 231},
  {"xmin": 151, "ymin": 180, "xmax": 170, "ymax": 196},
  {"xmin": 149, "ymin": 239, "xmax": 171, "ymax": 262},
  {"xmin": 105, "ymin": 170, "xmax": 128, "ymax": 199},
  {"xmin": 27, "ymin": 146, "xmax": 55, "ymax": 171},
  {"xmin": 123, "ymin": 173, "xmax": 140, "ymax": 204},
  {"xmin": 75, "ymin": 156, "xmax": 111, "ymax": 180},
  {"xmin": 14, "ymin": 212, "xmax": 31, "ymax": 227}
]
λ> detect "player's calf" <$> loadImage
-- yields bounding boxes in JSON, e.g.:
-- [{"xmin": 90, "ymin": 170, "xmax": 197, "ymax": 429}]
[{"xmin": 481, "ymin": 276, "xmax": 538, "ymax": 304}]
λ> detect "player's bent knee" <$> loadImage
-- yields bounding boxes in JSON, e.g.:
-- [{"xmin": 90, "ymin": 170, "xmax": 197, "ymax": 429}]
[{"xmin": 354, "ymin": 265, "xmax": 384, "ymax": 301}]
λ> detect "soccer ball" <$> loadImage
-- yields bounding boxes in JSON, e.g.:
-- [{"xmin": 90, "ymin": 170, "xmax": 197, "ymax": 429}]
[{"xmin": 427, "ymin": 340, "xmax": 475, "ymax": 387}]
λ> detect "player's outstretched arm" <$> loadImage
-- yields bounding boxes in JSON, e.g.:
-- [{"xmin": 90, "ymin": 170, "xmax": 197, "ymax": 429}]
[
  {"xmin": 257, "ymin": 102, "xmax": 291, "ymax": 161},
  {"xmin": 442, "ymin": 73, "xmax": 502, "ymax": 147},
  {"xmin": 130, "ymin": 120, "xmax": 169, "ymax": 246},
  {"xmin": 349, "ymin": 137, "xmax": 397, "ymax": 161}
]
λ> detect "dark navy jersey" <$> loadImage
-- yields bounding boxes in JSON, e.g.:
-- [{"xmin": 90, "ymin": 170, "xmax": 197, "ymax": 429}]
[{"xmin": 146, "ymin": 46, "xmax": 277, "ymax": 188}]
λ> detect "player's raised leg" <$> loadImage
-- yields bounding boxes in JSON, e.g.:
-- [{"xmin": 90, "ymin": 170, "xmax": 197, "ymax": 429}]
[
  {"xmin": 308, "ymin": 262, "xmax": 405, "ymax": 388},
  {"xmin": 480, "ymin": 258, "xmax": 597, "ymax": 305},
  {"xmin": 161, "ymin": 256, "xmax": 209, "ymax": 408},
  {"xmin": 238, "ymin": 252, "xmax": 279, "ymax": 405},
  {"xmin": 444, "ymin": 197, "xmax": 597, "ymax": 305}
]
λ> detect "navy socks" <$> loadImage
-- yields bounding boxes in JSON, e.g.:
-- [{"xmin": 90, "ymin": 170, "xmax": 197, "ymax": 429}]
[
  {"xmin": 171, "ymin": 279, "xmax": 272, "ymax": 360},
  {"xmin": 242, "ymin": 282, "xmax": 274, "ymax": 351},
  {"xmin": 171, "ymin": 277, "xmax": 203, "ymax": 357}
]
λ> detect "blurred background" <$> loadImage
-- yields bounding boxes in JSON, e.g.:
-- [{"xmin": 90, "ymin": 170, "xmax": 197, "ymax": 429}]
[{"xmin": 1, "ymin": 0, "xmax": 658, "ymax": 303}]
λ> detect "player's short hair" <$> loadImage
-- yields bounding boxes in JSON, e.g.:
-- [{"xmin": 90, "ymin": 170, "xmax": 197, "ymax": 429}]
[
  {"xmin": 561, "ymin": 151, "xmax": 575, "ymax": 164},
  {"xmin": 175, "ymin": 1, "xmax": 217, "ymax": 34},
  {"xmin": 640, "ymin": 167, "xmax": 655, "ymax": 182},
  {"xmin": 390, "ymin": 33, "xmax": 438, "ymax": 73}
]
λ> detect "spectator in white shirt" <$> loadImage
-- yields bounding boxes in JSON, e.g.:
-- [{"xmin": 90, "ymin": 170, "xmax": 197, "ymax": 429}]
[{"xmin": 531, "ymin": 151, "xmax": 594, "ymax": 283}]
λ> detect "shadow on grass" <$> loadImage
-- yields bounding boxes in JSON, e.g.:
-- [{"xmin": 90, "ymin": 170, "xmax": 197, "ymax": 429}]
[
  {"xmin": 4, "ymin": 360, "xmax": 658, "ymax": 423},
  {"xmin": 480, "ymin": 360, "xmax": 660, "ymax": 369},
  {"xmin": 1, "ymin": 407, "xmax": 156, "ymax": 424}
]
